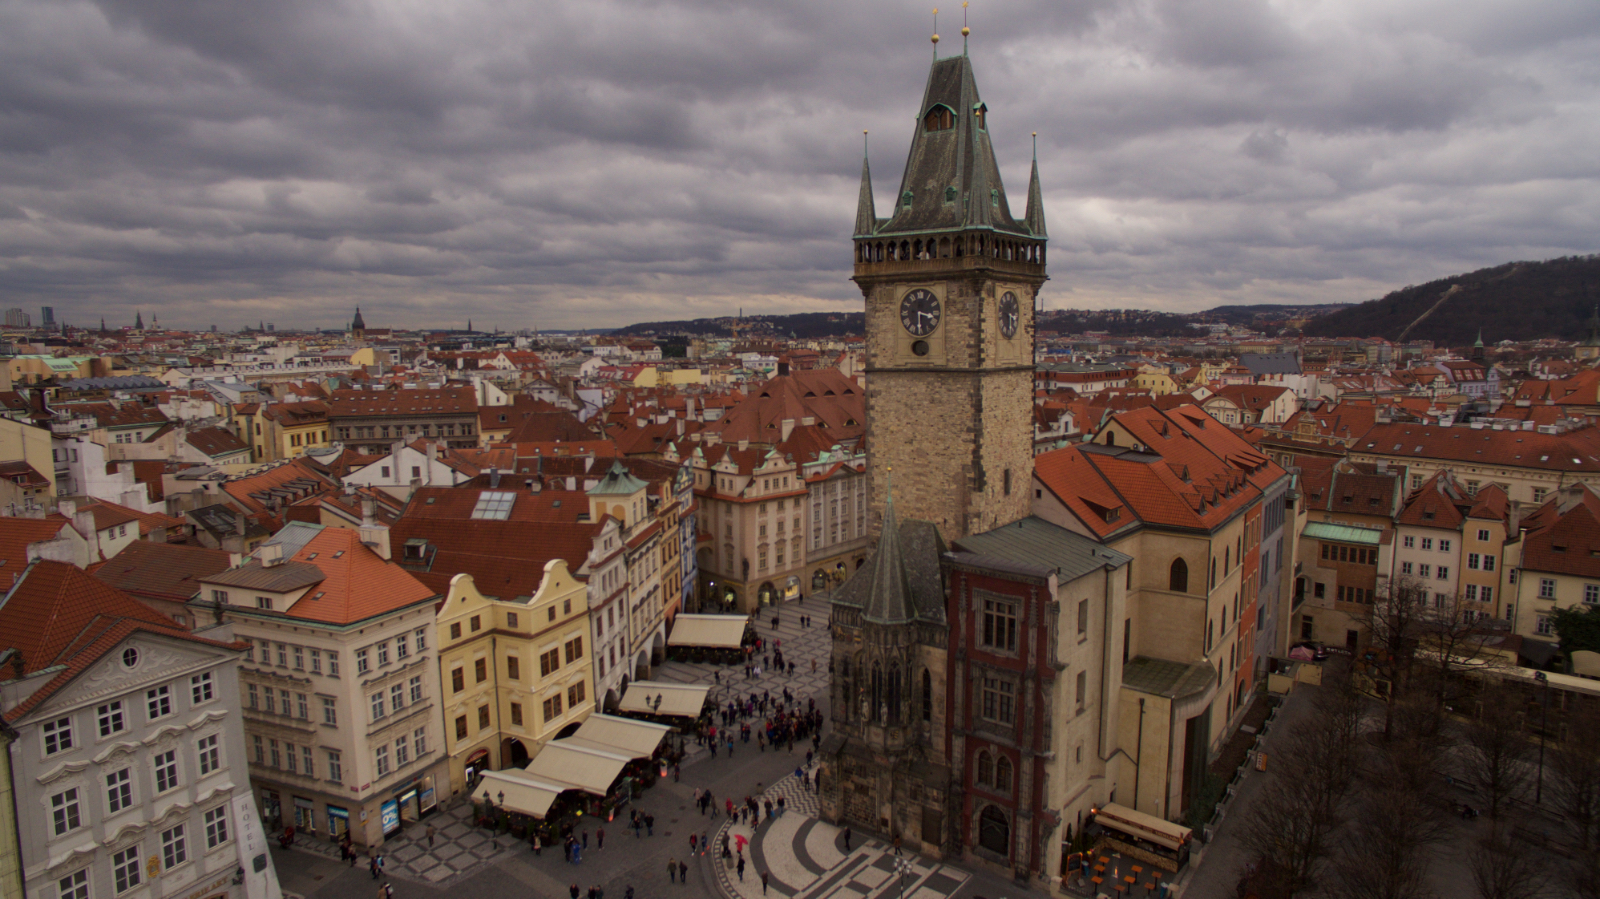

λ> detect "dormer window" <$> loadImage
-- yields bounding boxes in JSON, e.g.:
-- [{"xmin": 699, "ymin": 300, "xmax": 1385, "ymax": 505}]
[
  {"xmin": 974, "ymin": 103, "xmax": 987, "ymax": 130},
  {"xmin": 923, "ymin": 105, "xmax": 955, "ymax": 132}
]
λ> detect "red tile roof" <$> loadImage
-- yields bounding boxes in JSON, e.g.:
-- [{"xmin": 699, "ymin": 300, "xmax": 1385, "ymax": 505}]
[
  {"xmin": 1035, "ymin": 404, "xmax": 1287, "ymax": 537},
  {"xmin": 1, "ymin": 560, "xmax": 239, "ymax": 722},
  {"xmin": 91, "ymin": 541, "xmax": 234, "ymax": 604},
  {"xmin": 1357, "ymin": 421, "xmax": 1600, "ymax": 472},
  {"xmin": 328, "ymin": 386, "xmax": 476, "ymax": 418}
]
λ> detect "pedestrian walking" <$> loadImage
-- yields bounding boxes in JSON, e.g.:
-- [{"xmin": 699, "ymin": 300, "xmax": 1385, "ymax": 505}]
[
  {"xmin": 668, "ymin": 859, "xmax": 677, "ymax": 883},
  {"xmin": 645, "ymin": 814, "xmax": 654, "ymax": 836},
  {"xmin": 893, "ymin": 834, "xmax": 902, "ymax": 856},
  {"xmin": 736, "ymin": 856, "xmax": 746, "ymax": 882},
  {"xmin": 625, "ymin": 887, "xmax": 634, "ymax": 899},
  {"xmin": 582, "ymin": 830, "xmax": 589, "ymax": 849},
  {"xmin": 368, "ymin": 854, "xmax": 384, "ymax": 880},
  {"xmin": 694, "ymin": 787, "xmax": 703, "ymax": 810},
  {"xmin": 533, "ymin": 833, "xmax": 542, "ymax": 855},
  {"xmin": 761, "ymin": 871, "xmax": 770, "ymax": 895},
  {"xmin": 843, "ymin": 827, "xmax": 852, "ymax": 851},
  {"xmin": 597, "ymin": 827, "xmax": 605, "ymax": 849},
  {"xmin": 677, "ymin": 860, "xmax": 686, "ymax": 883},
  {"xmin": 570, "ymin": 884, "xmax": 580, "ymax": 899},
  {"xmin": 426, "ymin": 824, "xmax": 436, "ymax": 848},
  {"xmin": 673, "ymin": 764, "xmax": 680, "ymax": 783},
  {"xmin": 689, "ymin": 833, "xmax": 698, "ymax": 855}
]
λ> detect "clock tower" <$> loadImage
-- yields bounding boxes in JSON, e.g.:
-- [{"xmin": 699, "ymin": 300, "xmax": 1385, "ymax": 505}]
[{"xmin": 855, "ymin": 46, "xmax": 1047, "ymax": 541}]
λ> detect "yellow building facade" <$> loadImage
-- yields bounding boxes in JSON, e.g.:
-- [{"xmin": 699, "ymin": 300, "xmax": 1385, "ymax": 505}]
[{"xmin": 437, "ymin": 563, "xmax": 593, "ymax": 793}]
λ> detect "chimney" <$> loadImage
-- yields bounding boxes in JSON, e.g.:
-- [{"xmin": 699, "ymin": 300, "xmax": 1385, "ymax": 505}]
[
  {"xmin": 359, "ymin": 524, "xmax": 391, "ymax": 560},
  {"xmin": 738, "ymin": 439, "xmax": 749, "ymax": 451},
  {"xmin": 235, "ymin": 511, "xmax": 248, "ymax": 536},
  {"xmin": 780, "ymin": 419, "xmax": 796, "ymax": 441},
  {"xmin": 361, "ymin": 497, "xmax": 376, "ymax": 528},
  {"xmin": 260, "ymin": 543, "xmax": 284, "ymax": 567}
]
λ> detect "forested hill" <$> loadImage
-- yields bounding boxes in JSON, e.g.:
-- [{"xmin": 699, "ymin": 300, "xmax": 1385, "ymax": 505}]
[{"xmin": 1301, "ymin": 256, "xmax": 1600, "ymax": 345}]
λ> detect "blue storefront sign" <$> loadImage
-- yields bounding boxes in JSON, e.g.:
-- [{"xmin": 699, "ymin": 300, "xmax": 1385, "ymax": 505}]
[{"xmin": 380, "ymin": 799, "xmax": 400, "ymax": 834}]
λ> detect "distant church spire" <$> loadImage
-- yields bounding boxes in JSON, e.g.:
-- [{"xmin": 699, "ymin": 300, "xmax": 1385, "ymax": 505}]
[
  {"xmin": 351, "ymin": 307, "xmax": 367, "ymax": 336},
  {"xmin": 134, "ymin": 310, "xmax": 143, "ymax": 330}
]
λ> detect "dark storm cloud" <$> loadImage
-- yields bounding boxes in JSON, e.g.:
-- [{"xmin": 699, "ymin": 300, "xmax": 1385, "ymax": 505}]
[{"xmin": 0, "ymin": 0, "xmax": 1596, "ymax": 329}]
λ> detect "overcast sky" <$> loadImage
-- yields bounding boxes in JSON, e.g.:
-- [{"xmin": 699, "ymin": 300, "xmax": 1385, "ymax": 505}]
[{"xmin": 2, "ymin": 0, "xmax": 1597, "ymax": 332}]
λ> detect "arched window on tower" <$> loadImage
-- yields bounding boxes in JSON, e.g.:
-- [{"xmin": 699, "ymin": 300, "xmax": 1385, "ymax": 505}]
[
  {"xmin": 979, "ymin": 805, "xmax": 1010, "ymax": 855},
  {"xmin": 976, "ymin": 750, "xmax": 993, "ymax": 786},
  {"xmin": 921, "ymin": 668, "xmax": 933, "ymax": 722},
  {"xmin": 995, "ymin": 755, "xmax": 1013, "ymax": 794},
  {"xmin": 870, "ymin": 663, "xmax": 883, "ymax": 722},
  {"xmin": 923, "ymin": 105, "xmax": 955, "ymax": 132},
  {"xmin": 887, "ymin": 664, "xmax": 902, "ymax": 722},
  {"xmin": 1169, "ymin": 558, "xmax": 1188, "ymax": 593}
]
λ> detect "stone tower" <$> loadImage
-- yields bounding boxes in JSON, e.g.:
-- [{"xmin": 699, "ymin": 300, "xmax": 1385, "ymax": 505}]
[
  {"xmin": 351, "ymin": 306, "xmax": 367, "ymax": 340},
  {"xmin": 854, "ymin": 49, "xmax": 1047, "ymax": 541}
]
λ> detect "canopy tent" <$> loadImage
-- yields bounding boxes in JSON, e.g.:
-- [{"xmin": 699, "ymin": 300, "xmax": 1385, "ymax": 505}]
[
  {"xmin": 619, "ymin": 681, "xmax": 711, "ymax": 718},
  {"xmin": 666, "ymin": 614, "xmax": 748, "ymax": 649},
  {"xmin": 1093, "ymin": 803, "xmax": 1192, "ymax": 852},
  {"xmin": 475, "ymin": 768, "xmax": 564, "ymax": 818},
  {"xmin": 484, "ymin": 714, "xmax": 674, "ymax": 818},
  {"xmin": 564, "ymin": 713, "xmax": 675, "ymax": 760}
]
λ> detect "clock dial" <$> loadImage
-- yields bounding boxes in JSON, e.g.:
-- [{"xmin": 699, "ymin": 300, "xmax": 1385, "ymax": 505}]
[
  {"xmin": 999, "ymin": 291, "xmax": 1020, "ymax": 339},
  {"xmin": 899, "ymin": 289, "xmax": 941, "ymax": 337}
]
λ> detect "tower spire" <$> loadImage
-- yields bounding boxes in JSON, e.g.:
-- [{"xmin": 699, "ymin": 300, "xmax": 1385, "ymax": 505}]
[
  {"xmin": 854, "ymin": 132, "xmax": 878, "ymax": 237},
  {"xmin": 1024, "ymin": 132, "xmax": 1047, "ymax": 238}
]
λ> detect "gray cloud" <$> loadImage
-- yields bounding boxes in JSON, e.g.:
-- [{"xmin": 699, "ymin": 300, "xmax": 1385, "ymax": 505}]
[{"xmin": 0, "ymin": 0, "xmax": 1596, "ymax": 330}]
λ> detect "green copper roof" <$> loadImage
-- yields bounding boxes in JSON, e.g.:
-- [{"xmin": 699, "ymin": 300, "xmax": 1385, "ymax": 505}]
[{"xmin": 858, "ymin": 53, "xmax": 1037, "ymax": 239}]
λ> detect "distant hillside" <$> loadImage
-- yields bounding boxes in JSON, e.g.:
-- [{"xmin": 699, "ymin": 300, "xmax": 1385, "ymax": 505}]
[{"xmin": 1302, "ymin": 256, "xmax": 1600, "ymax": 345}]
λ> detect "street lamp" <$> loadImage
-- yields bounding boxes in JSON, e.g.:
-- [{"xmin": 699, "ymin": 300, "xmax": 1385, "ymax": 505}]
[
  {"xmin": 1534, "ymin": 671, "xmax": 1549, "ymax": 804},
  {"xmin": 895, "ymin": 856, "xmax": 913, "ymax": 899}
]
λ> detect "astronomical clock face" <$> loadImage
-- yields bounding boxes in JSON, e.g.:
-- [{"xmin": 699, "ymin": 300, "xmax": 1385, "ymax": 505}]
[
  {"xmin": 899, "ymin": 289, "xmax": 941, "ymax": 336},
  {"xmin": 999, "ymin": 291, "xmax": 1020, "ymax": 339}
]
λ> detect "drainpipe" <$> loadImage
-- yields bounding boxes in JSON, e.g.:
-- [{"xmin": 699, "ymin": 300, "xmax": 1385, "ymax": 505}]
[{"xmin": 1133, "ymin": 698, "xmax": 1145, "ymax": 811}]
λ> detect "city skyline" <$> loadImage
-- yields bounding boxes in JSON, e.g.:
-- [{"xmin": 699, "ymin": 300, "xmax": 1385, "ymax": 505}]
[{"xmin": 1, "ymin": 0, "xmax": 1597, "ymax": 331}]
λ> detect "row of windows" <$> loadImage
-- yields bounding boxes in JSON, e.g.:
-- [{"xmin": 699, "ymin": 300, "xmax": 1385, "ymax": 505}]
[
  {"xmin": 1321, "ymin": 543, "xmax": 1377, "ymax": 565},
  {"xmin": 355, "ymin": 628, "xmax": 430, "ymax": 674},
  {"xmin": 372, "ymin": 729, "xmax": 428, "ymax": 777},
  {"xmin": 50, "ymin": 735, "xmax": 221, "ymax": 839},
  {"xmin": 92, "ymin": 810, "xmax": 228, "ymax": 898},
  {"xmin": 1540, "ymin": 578, "xmax": 1600, "ymax": 604},
  {"xmin": 245, "ymin": 684, "xmax": 326, "ymax": 721},
  {"xmin": 1402, "ymin": 535, "xmax": 1453, "ymax": 552},
  {"xmin": 247, "ymin": 638, "xmax": 341, "ymax": 676},
  {"xmin": 1398, "ymin": 562, "xmax": 1451, "ymax": 580},
  {"xmin": 370, "ymin": 676, "xmax": 427, "ymax": 721},
  {"xmin": 337, "ymin": 422, "xmax": 473, "ymax": 441},
  {"xmin": 41, "ymin": 674, "xmax": 214, "ymax": 756},
  {"xmin": 449, "ymin": 638, "xmax": 583, "ymax": 696}
]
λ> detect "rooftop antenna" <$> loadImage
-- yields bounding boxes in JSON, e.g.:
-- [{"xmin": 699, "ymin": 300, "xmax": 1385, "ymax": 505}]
[
  {"xmin": 962, "ymin": 2, "xmax": 970, "ymax": 55},
  {"xmin": 932, "ymin": 7, "xmax": 939, "ymax": 58}
]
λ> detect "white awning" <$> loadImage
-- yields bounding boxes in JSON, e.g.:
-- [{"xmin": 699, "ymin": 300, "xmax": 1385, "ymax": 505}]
[
  {"xmin": 619, "ymin": 681, "xmax": 711, "ymax": 718},
  {"xmin": 1094, "ymin": 803, "xmax": 1192, "ymax": 851},
  {"xmin": 568, "ymin": 713, "xmax": 674, "ymax": 759},
  {"xmin": 522, "ymin": 743, "xmax": 630, "ymax": 796},
  {"xmin": 666, "ymin": 614, "xmax": 747, "ymax": 649},
  {"xmin": 476, "ymin": 768, "xmax": 563, "ymax": 818}
]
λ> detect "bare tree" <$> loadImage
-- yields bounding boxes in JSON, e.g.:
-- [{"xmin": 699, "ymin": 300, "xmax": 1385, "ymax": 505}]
[
  {"xmin": 1459, "ymin": 683, "xmax": 1532, "ymax": 819},
  {"xmin": 1362, "ymin": 577, "xmax": 1430, "ymax": 741},
  {"xmin": 1548, "ymin": 704, "xmax": 1600, "ymax": 851},
  {"xmin": 1418, "ymin": 591, "xmax": 1511, "ymax": 723},
  {"xmin": 1470, "ymin": 825, "xmax": 1552, "ymax": 899},
  {"xmin": 1331, "ymin": 712, "xmax": 1456, "ymax": 899}
]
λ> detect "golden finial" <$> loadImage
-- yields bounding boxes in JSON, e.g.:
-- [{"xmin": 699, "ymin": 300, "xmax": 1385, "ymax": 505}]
[
  {"xmin": 961, "ymin": 1, "xmax": 970, "ymax": 37},
  {"xmin": 932, "ymin": 7, "xmax": 939, "ymax": 51}
]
